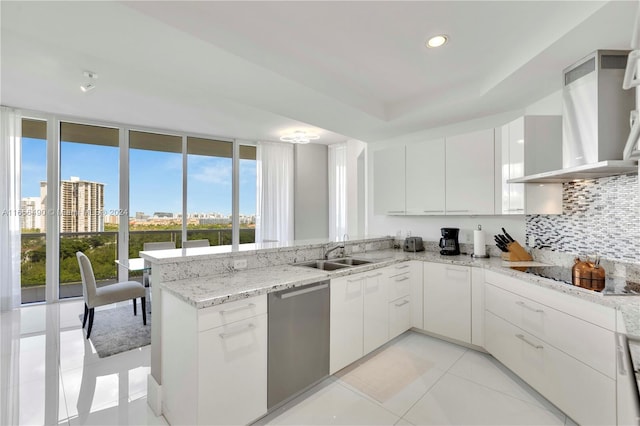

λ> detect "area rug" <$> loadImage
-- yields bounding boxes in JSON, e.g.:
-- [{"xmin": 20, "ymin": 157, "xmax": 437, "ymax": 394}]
[
  {"xmin": 78, "ymin": 300, "xmax": 151, "ymax": 358},
  {"xmin": 336, "ymin": 346, "xmax": 434, "ymax": 403}
]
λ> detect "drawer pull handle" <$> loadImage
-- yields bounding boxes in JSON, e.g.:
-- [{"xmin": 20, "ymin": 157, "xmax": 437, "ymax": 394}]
[
  {"xmin": 347, "ymin": 278, "xmax": 363, "ymax": 283},
  {"xmin": 515, "ymin": 334, "xmax": 543, "ymax": 349},
  {"xmin": 395, "ymin": 277, "xmax": 410, "ymax": 282},
  {"xmin": 395, "ymin": 300, "xmax": 410, "ymax": 307},
  {"xmin": 219, "ymin": 323, "xmax": 255, "ymax": 339},
  {"xmin": 423, "ymin": 210, "xmax": 444, "ymax": 213},
  {"xmin": 366, "ymin": 273, "xmax": 383, "ymax": 279},
  {"xmin": 515, "ymin": 301, "xmax": 543, "ymax": 313},
  {"xmin": 447, "ymin": 210, "xmax": 469, "ymax": 213},
  {"xmin": 220, "ymin": 303, "xmax": 256, "ymax": 315},
  {"xmin": 389, "ymin": 272, "xmax": 410, "ymax": 278},
  {"xmin": 445, "ymin": 267, "xmax": 468, "ymax": 274},
  {"xmin": 387, "ymin": 210, "xmax": 405, "ymax": 214},
  {"xmin": 395, "ymin": 265, "xmax": 410, "ymax": 270}
]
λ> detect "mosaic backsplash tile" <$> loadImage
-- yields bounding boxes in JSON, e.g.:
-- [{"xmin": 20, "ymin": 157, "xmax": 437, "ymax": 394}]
[{"xmin": 526, "ymin": 173, "xmax": 639, "ymax": 263}]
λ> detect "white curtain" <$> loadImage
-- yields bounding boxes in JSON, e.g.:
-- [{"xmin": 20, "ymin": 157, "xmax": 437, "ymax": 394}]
[
  {"xmin": 255, "ymin": 141, "xmax": 294, "ymax": 244},
  {"xmin": 0, "ymin": 107, "xmax": 22, "ymax": 311},
  {"xmin": 328, "ymin": 143, "xmax": 347, "ymax": 241}
]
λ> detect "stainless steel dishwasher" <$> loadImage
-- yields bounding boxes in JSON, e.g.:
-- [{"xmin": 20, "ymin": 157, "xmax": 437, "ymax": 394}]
[{"xmin": 268, "ymin": 280, "xmax": 330, "ymax": 409}]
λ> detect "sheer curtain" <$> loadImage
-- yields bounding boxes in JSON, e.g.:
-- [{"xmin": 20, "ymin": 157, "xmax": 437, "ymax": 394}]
[
  {"xmin": 328, "ymin": 143, "xmax": 347, "ymax": 240},
  {"xmin": 0, "ymin": 107, "xmax": 22, "ymax": 311},
  {"xmin": 255, "ymin": 141, "xmax": 294, "ymax": 244}
]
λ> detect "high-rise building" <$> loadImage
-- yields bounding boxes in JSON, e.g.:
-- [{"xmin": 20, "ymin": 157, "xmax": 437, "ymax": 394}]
[
  {"xmin": 40, "ymin": 177, "xmax": 105, "ymax": 233},
  {"xmin": 20, "ymin": 197, "xmax": 41, "ymax": 231}
]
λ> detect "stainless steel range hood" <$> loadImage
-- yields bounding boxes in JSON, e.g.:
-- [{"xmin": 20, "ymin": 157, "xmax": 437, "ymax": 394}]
[{"xmin": 509, "ymin": 50, "xmax": 638, "ymax": 184}]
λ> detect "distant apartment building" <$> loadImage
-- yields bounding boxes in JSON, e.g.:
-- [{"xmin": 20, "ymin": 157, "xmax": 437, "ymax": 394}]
[
  {"xmin": 40, "ymin": 176, "xmax": 105, "ymax": 232},
  {"xmin": 20, "ymin": 197, "xmax": 42, "ymax": 230}
]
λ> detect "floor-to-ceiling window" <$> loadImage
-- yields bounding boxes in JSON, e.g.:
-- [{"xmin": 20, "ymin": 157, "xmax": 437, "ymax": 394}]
[
  {"xmin": 18, "ymin": 114, "xmax": 257, "ymax": 304},
  {"xmin": 59, "ymin": 122, "xmax": 120, "ymax": 299},
  {"xmin": 186, "ymin": 137, "xmax": 233, "ymax": 245},
  {"xmin": 239, "ymin": 145, "xmax": 257, "ymax": 243},
  {"xmin": 20, "ymin": 118, "xmax": 48, "ymax": 303},
  {"xmin": 129, "ymin": 130, "xmax": 183, "ymax": 259}
]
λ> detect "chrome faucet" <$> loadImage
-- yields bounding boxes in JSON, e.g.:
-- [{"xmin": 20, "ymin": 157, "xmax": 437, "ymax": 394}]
[{"xmin": 323, "ymin": 242, "xmax": 345, "ymax": 260}]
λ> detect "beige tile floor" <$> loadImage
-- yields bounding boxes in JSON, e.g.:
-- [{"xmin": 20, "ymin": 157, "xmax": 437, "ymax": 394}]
[{"xmin": 1, "ymin": 300, "xmax": 572, "ymax": 425}]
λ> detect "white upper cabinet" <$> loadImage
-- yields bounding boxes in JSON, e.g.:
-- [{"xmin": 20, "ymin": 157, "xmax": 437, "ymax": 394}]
[
  {"xmin": 498, "ymin": 116, "xmax": 562, "ymax": 215},
  {"xmin": 405, "ymin": 138, "xmax": 446, "ymax": 215},
  {"xmin": 445, "ymin": 128, "xmax": 496, "ymax": 215},
  {"xmin": 373, "ymin": 146, "xmax": 405, "ymax": 215}
]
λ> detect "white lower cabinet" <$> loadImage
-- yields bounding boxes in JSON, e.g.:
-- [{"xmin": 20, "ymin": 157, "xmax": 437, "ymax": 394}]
[
  {"xmin": 330, "ymin": 263, "xmax": 417, "ymax": 374},
  {"xmin": 363, "ymin": 270, "xmax": 389, "ymax": 355},
  {"xmin": 389, "ymin": 296, "xmax": 411, "ymax": 339},
  {"xmin": 485, "ymin": 312, "xmax": 616, "ymax": 426},
  {"xmin": 330, "ymin": 274, "xmax": 365, "ymax": 374},
  {"xmin": 162, "ymin": 292, "xmax": 268, "ymax": 425},
  {"xmin": 484, "ymin": 271, "xmax": 618, "ymax": 426},
  {"xmin": 423, "ymin": 262, "xmax": 471, "ymax": 343}
]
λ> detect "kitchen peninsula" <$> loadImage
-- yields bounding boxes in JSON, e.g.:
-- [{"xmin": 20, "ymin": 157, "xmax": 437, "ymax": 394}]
[{"xmin": 141, "ymin": 237, "xmax": 640, "ymax": 425}]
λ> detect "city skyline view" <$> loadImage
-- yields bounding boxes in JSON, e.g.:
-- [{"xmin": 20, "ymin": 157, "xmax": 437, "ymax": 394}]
[{"xmin": 21, "ymin": 137, "xmax": 257, "ymax": 218}]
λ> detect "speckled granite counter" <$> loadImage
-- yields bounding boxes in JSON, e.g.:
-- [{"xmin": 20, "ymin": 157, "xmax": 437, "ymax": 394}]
[{"xmin": 159, "ymin": 247, "xmax": 640, "ymax": 340}]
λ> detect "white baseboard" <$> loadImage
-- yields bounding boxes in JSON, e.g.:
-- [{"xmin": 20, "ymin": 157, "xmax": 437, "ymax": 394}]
[{"xmin": 147, "ymin": 374, "xmax": 162, "ymax": 416}]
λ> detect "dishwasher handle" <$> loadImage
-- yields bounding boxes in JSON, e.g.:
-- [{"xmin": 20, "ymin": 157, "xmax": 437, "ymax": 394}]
[{"xmin": 279, "ymin": 283, "xmax": 329, "ymax": 299}]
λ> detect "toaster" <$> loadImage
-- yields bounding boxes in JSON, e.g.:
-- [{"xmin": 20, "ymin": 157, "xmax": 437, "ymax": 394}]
[{"xmin": 403, "ymin": 237, "xmax": 425, "ymax": 252}]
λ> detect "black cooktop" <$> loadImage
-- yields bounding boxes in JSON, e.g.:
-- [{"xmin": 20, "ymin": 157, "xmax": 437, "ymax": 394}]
[{"xmin": 517, "ymin": 266, "xmax": 639, "ymax": 296}]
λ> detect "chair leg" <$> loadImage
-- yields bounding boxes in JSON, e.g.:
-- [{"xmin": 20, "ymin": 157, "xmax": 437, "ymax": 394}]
[
  {"xmin": 133, "ymin": 298, "xmax": 137, "ymax": 316},
  {"xmin": 82, "ymin": 303, "xmax": 89, "ymax": 328},
  {"xmin": 141, "ymin": 297, "xmax": 147, "ymax": 326},
  {"xmin": 86, "ymin": 308, "xmax": 95, "ymax": 339}
]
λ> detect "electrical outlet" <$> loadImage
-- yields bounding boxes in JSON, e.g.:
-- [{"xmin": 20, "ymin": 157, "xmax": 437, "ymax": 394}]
[{"xmin": 233, "ymin": 259, "xmax": 248, "ymax": 270}]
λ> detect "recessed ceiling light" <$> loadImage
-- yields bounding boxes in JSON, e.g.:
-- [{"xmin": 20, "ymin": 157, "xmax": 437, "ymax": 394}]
[
  {"xmin": 427, "ymin": 35, "xmax": 448, "ymax": 48},
  {"xmin": 80, "ymin": 83, "xmax": 95, "ymax": 92}
]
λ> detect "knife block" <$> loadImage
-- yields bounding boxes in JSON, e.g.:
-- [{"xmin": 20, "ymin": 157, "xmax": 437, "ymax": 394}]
[{"xmin": 500, "ymin": 241, "xmax": 533, "ymax": 262}]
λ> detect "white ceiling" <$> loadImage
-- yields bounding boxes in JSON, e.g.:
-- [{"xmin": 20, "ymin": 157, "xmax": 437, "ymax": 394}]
[{"xmin": 1, "ymin": 1, "xmax": 637, "ymax": 145}]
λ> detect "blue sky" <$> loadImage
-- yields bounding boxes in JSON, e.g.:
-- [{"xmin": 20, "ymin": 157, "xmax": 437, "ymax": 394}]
[{"xmin": 21, "ymin": 137, "xmax": 256, "ymax": 216}]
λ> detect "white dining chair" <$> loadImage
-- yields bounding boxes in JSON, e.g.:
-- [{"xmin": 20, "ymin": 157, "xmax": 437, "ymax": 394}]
[
  {"xmin": 76, "ymin": 252, "xmax": 146, "ymax": 339},
  {"xmin": 182, "ymin": 239, "xmax": 210, "ymax": 248}
]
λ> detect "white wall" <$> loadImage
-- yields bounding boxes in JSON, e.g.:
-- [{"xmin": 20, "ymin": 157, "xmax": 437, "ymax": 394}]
[
  {"xmin": 294, "ymin": 144, "xmax": 328, "ymax": 240},
  {"xmin": 366, "ymin": 92, "xmax": 564, "ymax": 247}
]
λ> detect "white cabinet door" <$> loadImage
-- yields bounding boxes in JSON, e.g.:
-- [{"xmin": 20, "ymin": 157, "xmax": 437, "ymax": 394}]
[
  {"xmin": 498, "ymin": 116, "xmax": 562, "ymax": 215},
  {"xmin": 445, "ymin": 129, "xmax": 495, "ymax": 215},
  {"xmin": 389, "ymin": 296, "xmax": 412, "ymax": 339},
  {"xmin": 199, "ymin": 314, "xmax": 268, "ymax": 425},
  {"xmin": 363, "ymin": 271, "xmax": 389, "ymax": 354},
  {"xmin": 373, "ymin": 146, "xmax": 405, "ymax": 215},
  {"xmin": 406, "ymin": 139, "xmax": 445, "ymax": 215},
  {"xmin": 330, "ymin": 275, "xmax": 364, "ymax": 374},
  {"xmin": 507, "ymin": 118, "xmax": 526, "ymax": 214},
  {"xmin": 470, "ymin": 267, "xmax": 485, "ymax": 347},
  {"xmin": 408, "ymin": 261, "xmax": 424, "ymax": 329},
  {"xmin": 423, "ymin": 262, "xmax": 471, "ymax": 343}
]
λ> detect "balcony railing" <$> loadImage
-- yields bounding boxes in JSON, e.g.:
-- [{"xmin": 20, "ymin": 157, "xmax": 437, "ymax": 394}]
[{"xmin": 20, "ymin": 227, "xmax": 255, "ymax": 304}]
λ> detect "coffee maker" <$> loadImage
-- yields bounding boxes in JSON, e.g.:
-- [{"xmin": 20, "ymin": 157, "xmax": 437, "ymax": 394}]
[{"xmin": 439, "ymin": 228, "xmax": 460, "ymax": 255}]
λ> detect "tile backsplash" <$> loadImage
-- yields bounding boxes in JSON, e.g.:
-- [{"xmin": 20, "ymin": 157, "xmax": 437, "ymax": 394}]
[{"xmin": 526, "ymin": 173, "xmax": 639, "ymax": 263}]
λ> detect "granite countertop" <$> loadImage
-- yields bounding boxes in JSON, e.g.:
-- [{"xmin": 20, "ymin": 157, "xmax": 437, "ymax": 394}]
[{"xmin": 159, "ymin": 248, "xmax": 640, "ymax": 339}]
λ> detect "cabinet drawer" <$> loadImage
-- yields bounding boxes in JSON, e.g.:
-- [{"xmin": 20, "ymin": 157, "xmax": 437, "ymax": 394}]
[
  {"xmin": 198, "ymin": 295, "xmax": 267, "ymax": 332},
  {"xmin": 484, "ymin": 270, "xmax": 615, "ymax": 330},
  {"xmin": 198, "ymin": 313, "xmax": 268, "ymax": 425},
  {"xmin": 389, "ymin": 296, "xmax": 411, "ymax": 339},
  {"xmin": 485, "ymin": 283, "xmax": 615, "ymax": 378},
  {"xmin": 485, "ymin": 312, "xmax": 615, "ymax": 426},
  {"xmin": 387, "ymin": 270, "xmax": 411, "ymax": 301}
]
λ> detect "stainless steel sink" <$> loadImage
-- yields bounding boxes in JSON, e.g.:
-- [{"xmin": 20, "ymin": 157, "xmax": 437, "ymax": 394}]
[
  {"xmin": 294, "ymin": 257, "xmax": 373, "ymax": 270},
  {"xmin": 330, "ymin": 258, "xmax": 373, "ymax": 266},
  {"xmin": 295, "ymin": 260, "xmax": 351, "ymax": 271}
]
